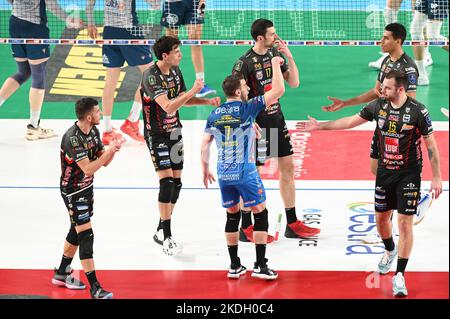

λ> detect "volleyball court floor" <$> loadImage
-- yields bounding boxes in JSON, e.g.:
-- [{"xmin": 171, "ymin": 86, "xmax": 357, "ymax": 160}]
[{"xmin": 0, "ymin": 119, "xmax": 448, "ymax": 299}]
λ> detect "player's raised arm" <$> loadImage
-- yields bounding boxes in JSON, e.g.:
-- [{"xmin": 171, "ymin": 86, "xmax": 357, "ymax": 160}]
[
  {"xmin": 275, "ymin": 34, "xmax": 299, "ymax": 88},
  {"xmin": 263, "ymin": 56, "xmax": 285, "ymax": 106}
]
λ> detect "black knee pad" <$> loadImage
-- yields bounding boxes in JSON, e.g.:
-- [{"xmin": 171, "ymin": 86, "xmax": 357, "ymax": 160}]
[
  {"xmin": 65, "ymin": 224, "xmax": 78, "ymax": 246},
  {"xmin": 30, "ymin": 61, "xmax": 48, "ymax": 89},
  {"xmin": 11, "ymin": 61, "xmax": 31, "ymax": 85},
  {"xmin": 254, "ymin": 208, "xmax": 269, "ymax": 232},
  {"xmin": 171, "ymin": 178, "xmax": 182, "ymax": 204},
  {"xmin": 159, "ymin": 177, "xmax": 175, "ymax": 203},
  {"xmin": 78, "ymin": 228, "xmax": 94, "ymax": 260},
  {"xmin": 225, "ymin": 211, "xmax": 241, "ymax": 233}
]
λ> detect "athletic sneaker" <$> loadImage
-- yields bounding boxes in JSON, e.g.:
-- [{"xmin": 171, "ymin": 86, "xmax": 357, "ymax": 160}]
[
  {"xmin": 102, "ymin": 129, "xmax": 124, "ymax": 146},
  {"xmin": 414, "ymin": 192, "xmax": 433, "ymax": 225},
  {"xmin": 26, "ymin": 124, "xmax": 57, "ymax": 141},
  {"xmin": 251, "ymin": 260, "xmax": 278, "ymax": 280},
  {"xmin": 90, "ymin": 282, "xmax": 113, "ymax": 299},
  {"xmin": 368, "ymin": 52, "xmax": 389, "ymax": 69},
  {"xmin": 361, "ymin": 230, "xmax": 382, "ymax": 244},
  {"xmin": 195, "ymin": 84, "xmax": 216, "ymax": 98},
  {"xmin": 153, "ymin": 229, "xmax": 164, "ymax": 245},
  {"xmin": 163, "ymin": 236, "xmax": 182, "ymax": 256},
  {"xmin": 227, "ymin": 262, "xmax": 247, "ymax": 279},
  {"xmin": 417, "ymin": 73, "xmax": 429, "ymax": 86},
  {"xmin": 239, "ymin": 225, "xmax": 275, "ymax": 243},
  {"xmin": 378, "ymin": 247, "xmax": 397, "ymax": 275},
  {"xmin": 392, "ymin": 272, "xmax": 408, "ymax": 297},
  {"xmin": 51, "ymin": 266, "xmax": 86, "ymax": 290},
  {"xmin": 441, "ymin": 107, "xmax": 449, "ymax": 118},
  {"xmin": 120, "ymin": 119, "xmax": 145, "ymax": 143},
  {"xmin": 285, "ymin": 220, "xmax": 320, "ymax": 238}
]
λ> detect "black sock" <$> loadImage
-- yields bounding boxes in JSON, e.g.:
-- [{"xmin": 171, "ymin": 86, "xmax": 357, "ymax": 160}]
[
  {"xmin": 157, "ymin": 218, "xmax": 162, "ymax": 231},
  {"xmin": 285, "ymin": 207, "xmax": 297, "ymax": 224},
  {"xmin": 396, "ymin": 258, "xmax": 409, "ymax": 275},
  {"xmin": 162, "ymin": 219, "xmax": 172, "ymax": 239},
  {"xmin": 255, "ymin": 244, "xmax": 267, "ymax": 267},
  {"xmin": 227, "ymin": 245, "xmax": 240, "ymax": 266},
  {"xmin": 241, "ymin": 210, "xmax": 252, "ymax": 229},
  {"xmin": 85, "ymin": 270, "xmax": 98, "ymax": 287},
  {"xmin": 57, "ymin": 255, "xmax": 73, "ymax": 274},
  {"xmin": 382, "ymin": 237, "xmax": 395, "ymax": 252}
]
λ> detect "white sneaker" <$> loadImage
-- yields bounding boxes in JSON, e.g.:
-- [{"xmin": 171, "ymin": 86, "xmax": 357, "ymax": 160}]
[
  {"xmin": 414, "ymin": 191, "xmax": 433, "ymax": 225},
  {"xmin": 417, "ymin": 74, "xmax": 429, "ymax": 86},
  {"xmin": 441, "ymin": 107, "xmax": 449, "ymax": 118},
  {"xmin": 26, "ymin": 124, "xmax": 57, "ymax": 141},
  {"xmin": 162, "ymin": 236, "xmax": 182, "ymax": 256},
  {"xmin": 361, "ymin": 230, "xmax": 382, "ymax": 244},
  {"xmin": 392, "ymin": 272, "xmax": 408, "ymax": 297},
  {"xmin": 368, "ymin": 53, "xmax": 389, "ymax": 69}
]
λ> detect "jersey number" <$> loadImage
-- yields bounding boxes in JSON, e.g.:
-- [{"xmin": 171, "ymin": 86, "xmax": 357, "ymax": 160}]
[
  {"xmin": 265, "ymin": 67, "xmax": 272, "ymax": 78},
  {"xmin": 388, "ymin": 121, "xmax": 397, "ymax": 133},
  {"xmin": 169, "ymin": 87, "xmax": 177, "ymax": 99}
]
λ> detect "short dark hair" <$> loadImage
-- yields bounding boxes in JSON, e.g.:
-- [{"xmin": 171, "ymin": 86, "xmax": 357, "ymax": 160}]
[
  {"xmin": 385, "ymin": 70, "xmax": 408, "ymax": 90},
  {"xmin": 75, "ymin": 97, "xmax": 98, "ymax": 120},
  {"xmin": 385, "ymin": 23, "xmax": 407, "ymax": 44},
  {"xmin": 251, "ymin": 19, "xmax": 274, "ymax": 41},
  {"xmin": 153, "ymin": 36, "xmax": 181, "ymax": 60},
  {"xmin": 222, "ymin": 74, "xmax": 244, "ymax": 98}
]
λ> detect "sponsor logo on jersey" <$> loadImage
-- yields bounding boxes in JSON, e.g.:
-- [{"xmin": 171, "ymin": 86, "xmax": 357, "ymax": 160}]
[
  {"xmin": 403, "ymin": 114, "xmax": 411, "ymax": 122},
  {"xmin": 256, "ymin": 71, "xmax": 263, "ymax": 80},
  {"xmin": 70, "ymin": 136, "xmax": 79, "ymax": 147}
]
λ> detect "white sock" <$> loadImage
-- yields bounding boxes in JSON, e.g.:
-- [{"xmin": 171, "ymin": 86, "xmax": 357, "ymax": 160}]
[
  {"xmin": 0, "ymin": 97, "xmax": 5, "ymax": 107},
  {"xmin": 196, "ymin": 72, "xmax": 205, "ymax": 81},
  {"xmin": 128, "ymin": 101, "xmax": 142, "ymax": 122},
  {"xmin": 416, "ymin": 60, "xmax": 427, "ymax": 77},
  {"xmin": 30, "ymin": 110, "xmax": 40, "ymax": 128},
  {"xmin": 103, "ymin": 116, "xmax": 112, "ymax": 132},
  {"xmin": 384, "ymin": 7, "xmax": 398, "ymax": 25}
]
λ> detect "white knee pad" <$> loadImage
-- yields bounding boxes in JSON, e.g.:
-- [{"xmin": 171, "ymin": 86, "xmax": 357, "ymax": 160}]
[
  {"xmin": 410, "ymin": 11, "xmax": 428, "ymax": 40},
  {"xmin": 426, "ymin": 20, "xmax": 447, "ymax": 41}
]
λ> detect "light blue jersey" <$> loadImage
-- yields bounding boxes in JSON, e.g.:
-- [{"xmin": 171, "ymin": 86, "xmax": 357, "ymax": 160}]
[{"xmin": 205, "ymin": 96, "xmax": 267, "ymax": 208}]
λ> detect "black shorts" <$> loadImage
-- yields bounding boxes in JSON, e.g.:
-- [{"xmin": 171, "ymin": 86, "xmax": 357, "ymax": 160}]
[
  {"xmin": 146, "ymin": 132, "xmax": 184, "ymax": 171},
  {"xmin": 255, "ymin": 113, "xmax": 293, "ymax": 166},
  {"xmin": 374, "ymin": 166, "xmax": 422, "ymax": 215},
  {"xmin": 61, "ymin": 187, "xmax": 94, "ymax": 226}
]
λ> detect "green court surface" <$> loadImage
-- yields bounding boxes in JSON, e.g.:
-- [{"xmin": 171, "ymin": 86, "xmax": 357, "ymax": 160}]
[{"xmin": 0, "ymin": 45, "xmax": 448, "ymax": 121}]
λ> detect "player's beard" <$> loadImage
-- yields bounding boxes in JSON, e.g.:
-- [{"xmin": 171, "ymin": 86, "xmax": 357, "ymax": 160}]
[
  {"xmin": 265, "ymin": 39, "xmax": 275, "ymax": 49},
  {"xmin": 240, "ymin": 91, "xmax": 248, "ymax": 101}
]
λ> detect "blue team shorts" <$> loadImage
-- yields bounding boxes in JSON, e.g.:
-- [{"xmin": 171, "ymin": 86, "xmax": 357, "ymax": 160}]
[
  {"xmin": 415, "ymin": 0, "xmax": 449, "ymax": 20},
  {"xmin": 160, "ymin": 0, "xmax": 204, "ymax": 27},
  {"xmin": 9, "ymin": 15, "xmax": 50, "ymax": 60},
  {"xmin": 219, "ymin": 173, "xmax": 266, "ymax": 208},
  {"xmin": 102, "ymin": 26, "xmax": 153, "ymax": 68}
]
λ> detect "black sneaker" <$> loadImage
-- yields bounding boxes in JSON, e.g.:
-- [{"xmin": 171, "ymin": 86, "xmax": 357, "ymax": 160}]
[
  {"xmin": 51, "ymin": 266, "xmax": 86, "ymax": 290},
  {"xmin": 90, "ymin": 282, "xmax": 113, "ymax": 299},
  {"xmin": 227, "ymin": 259, "xmax": 247, "ymax": 279},
  {"xmin": 153, "ymin": 229, "xmax": 163, "ymax": 245},
  {"xmin": 251, "ymin": 260, "xmax": 278, "ymax": 280}
]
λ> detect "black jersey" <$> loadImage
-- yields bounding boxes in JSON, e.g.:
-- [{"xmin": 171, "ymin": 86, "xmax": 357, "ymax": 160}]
[
  {"xmin": 359, "ymin": 97, "xmax": 433, "ymax": 170},
  {"xmin": 141, "ymin": 63, "xmax": 187, "ymax": 136},
  {"xmin": 232, "ymin": 47, "xmax": 288, "ymax": 118},
  {"xmin": 60, "ymin": 123, "xmax": 104, "ymax": 195},
  {"xmin": 378, "ymin": 53, "xmax": 419, "ymax": 93}
]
